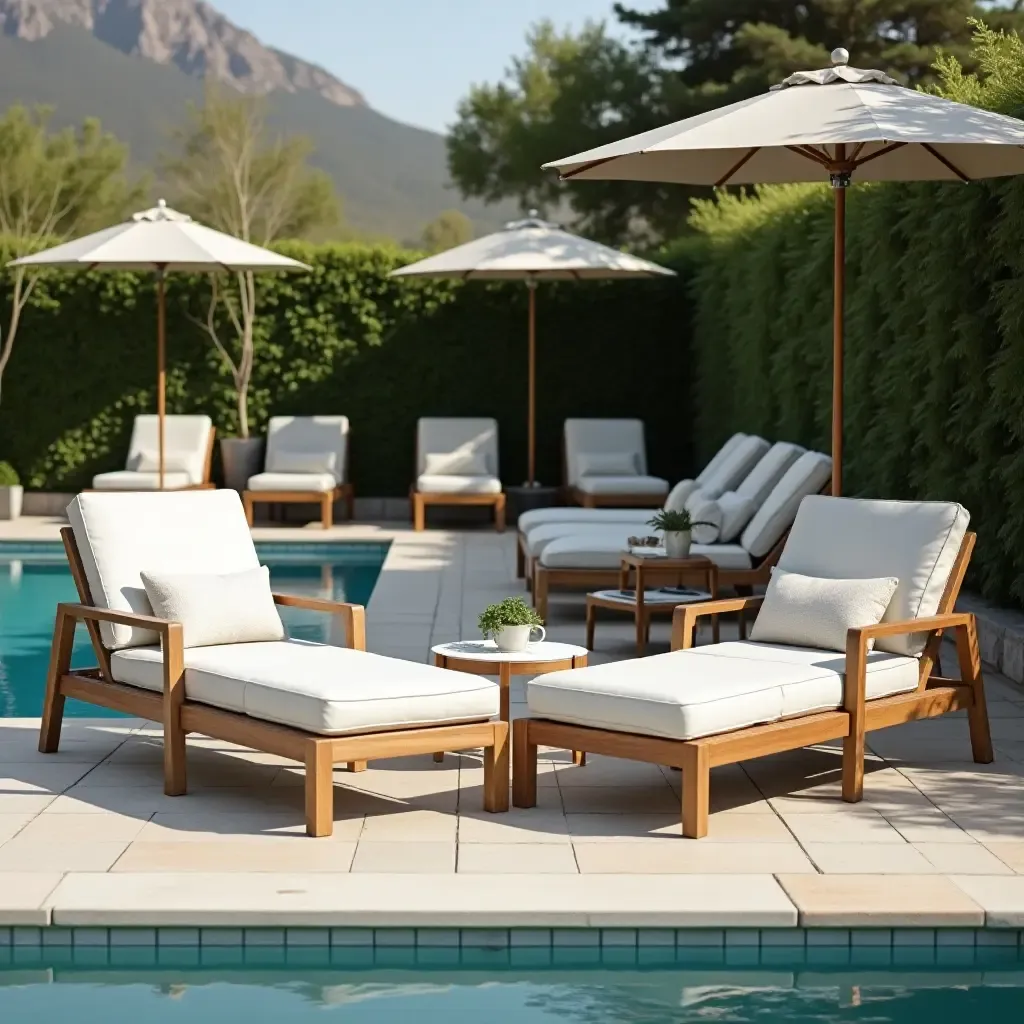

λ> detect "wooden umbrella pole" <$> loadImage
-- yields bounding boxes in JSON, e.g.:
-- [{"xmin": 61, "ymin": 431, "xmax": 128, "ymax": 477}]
[
  {"xmin": 156, "ymin": 270, "xmax": 167, "ymax": 491},
  {"xmin": 527, "ymin": 281, "xmax": 537, "ymax": 487},
  {"xmin": 832, "ymin": 157, "xmax": 847, "ymax": 498}
]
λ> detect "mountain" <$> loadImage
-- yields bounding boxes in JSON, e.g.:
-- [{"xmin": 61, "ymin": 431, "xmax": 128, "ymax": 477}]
[{"xmin": 0, "ymin": 0, "xmax": 510, "ymax": 239}]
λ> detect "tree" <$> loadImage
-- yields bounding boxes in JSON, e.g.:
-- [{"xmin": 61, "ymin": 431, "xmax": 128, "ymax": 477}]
[
  {"xmin": 420, "ymin": 209, "xmax": 473, "ymax": 251},
  {"xmin": 162, "ymin": 86, "xmax": 339, "ymax": 438},
  {"xmin": 0, "ymin": 106, "xmax": 141, "ymax": 405},
  {"xmin": 933, "ymin": 16, "xmax": 1024, "ymax": 113}
]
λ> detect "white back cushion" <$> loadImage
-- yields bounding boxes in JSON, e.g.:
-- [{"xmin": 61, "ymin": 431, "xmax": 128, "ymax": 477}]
[
  {"xmin": 736, "ymin": 441, "xmax": 805, "ymax": 507},
  {"xmin": 126, "ymin": 415, "xmax": 211, "ymax": 485},
  {"xmin": 665, "ymin": 479, "xmax": 698, "ymax": 512},
  {"xmin": 577, "ymin": 452, "xmax": 639, "ymax": 477},
  {"xmin": 695, "ymin": 433, "xmax": 747, "ymax": 485},
  {"xmin": 717, "ymin": 492, "xmax": 758, "ymax": 542},
  {"xmin": 740, "ymin": 452, "xmax": 833, "ymax": 559},
  {"xmin": 265, "ymin": 416, "xmax": 349, "ymax": 482},
  {"xmin": 68, "ymin": 491, "xmax": 261, "ymax": 651},
  {"xmin": 564, "ymin": 419, "xmax": 647, "ymax": 485},
  {"xmin": 777, "ymin": 496, "xmax": 970, "ymax": 657},
  {"xmin": 696, "ymin": 435, "xmax": 770, "ymax": 499},
  {"xmin": 417, "ymin": 418, "xmax": 499, "ymax": 477}
]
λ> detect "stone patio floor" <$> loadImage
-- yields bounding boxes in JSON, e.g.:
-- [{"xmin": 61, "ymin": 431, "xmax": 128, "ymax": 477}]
[{"xmin": 1, "ymin": 518, "xmax": 1024, "ymax": 929}]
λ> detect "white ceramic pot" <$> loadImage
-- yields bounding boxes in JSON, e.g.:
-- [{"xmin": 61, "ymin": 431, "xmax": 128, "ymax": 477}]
[
  {"xmin": 494, "ymin": 624, "xmax": 546, "ymax": 653},
  {"xmin": 0, "ymin": 485, "xmax": 23, "ymax": 521},
  {"xmin": 664, "ymin": 530, "xmax": 692, "ymax": 559}
]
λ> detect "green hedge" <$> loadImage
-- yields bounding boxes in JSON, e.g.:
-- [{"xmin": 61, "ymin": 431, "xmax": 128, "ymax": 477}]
[
  {"xmin": 0, "ymin": 242, "xmax": 696, "ymax": 497},
  {"xmin": 687, "ymin": 180, "xmax": 1024, "ymax": 606}
]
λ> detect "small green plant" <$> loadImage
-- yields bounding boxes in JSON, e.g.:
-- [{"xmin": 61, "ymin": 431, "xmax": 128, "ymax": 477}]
[
  {"xmin": 647, "ymin": 507, "xmax": 712, "ymax": 532},
  {"xmin": 0, "ymin": 463, "xmax": 19, "ymax": 487},
  {"xmin": 478, "ymin": 596, "xmax": 543, "ymax": 637}
]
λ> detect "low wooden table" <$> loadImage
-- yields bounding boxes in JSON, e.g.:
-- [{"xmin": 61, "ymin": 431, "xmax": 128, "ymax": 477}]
[
  {"xmin": 431, "ymin": 639, "xmax": 588, "ymax": 765},
  {"xmin": 586, "ymin": 553, "xmax": 719, "ymax": 656}
]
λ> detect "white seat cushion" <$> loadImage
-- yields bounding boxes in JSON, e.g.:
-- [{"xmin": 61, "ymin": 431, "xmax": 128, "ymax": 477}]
[
  {"xmin": 247, "ymin": 471, "xmax": 337, "ymax": 492},
  {"xmin": 417, "ymin": 474, "xmax": 502, "ymax": 495},
  {"xmin": 110, "ymin": 640, "xmax": 500, "ymax": 736},
  {"xmin": 526, "ymin": 522, "xmax": 647, "ymax": 558},
  {"xmin": 124, "ymin": 415, "xmax": 212, "ymax": 486},
  {"xmin": 777, "ymin": 496, "xmax": 970, "ymax": 657},
  {"xmin": 517, "ymin": 507, "xmax": 653, "ymax": 532},
  {"xmin": 539, "ymin": 534, "xmax": 752, "ymax": 571},
  {"xmin": 264, "ymin": 416, "xmax": 349, "ymax": 483},
  {"xmin": 576, "ymin": 475, "xmax": 668, "ymax": 496},
  {"xmin": 527, "ymin": 640, "xmax": 918, "ymax": 741},
  {"xmin": 92, "ymin": 471, "xmax": 195, "ymax": 491}
]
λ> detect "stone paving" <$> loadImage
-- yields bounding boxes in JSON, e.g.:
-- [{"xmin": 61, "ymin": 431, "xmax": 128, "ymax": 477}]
[{"xmin": 1, "ymin": 518, "xmax": 1024, "ymax": 927}]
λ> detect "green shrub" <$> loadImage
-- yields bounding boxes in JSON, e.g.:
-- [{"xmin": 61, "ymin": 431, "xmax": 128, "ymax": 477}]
[{"xmin": 0, "ymin": 462, "xmax": 18, "ymax": 486}]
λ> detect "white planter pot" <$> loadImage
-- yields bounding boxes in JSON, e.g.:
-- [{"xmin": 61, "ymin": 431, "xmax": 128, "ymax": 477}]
[
  {"xmin": 494, "ymin": 624, "xmax": 546, "ymax": 652},
  {"xmin": 0, "ymin": 485, "xmax": 23, "ymax": 520},
  {"xmin": 664, "ymin": 530, "xmax": 692, "ymax": 559}
]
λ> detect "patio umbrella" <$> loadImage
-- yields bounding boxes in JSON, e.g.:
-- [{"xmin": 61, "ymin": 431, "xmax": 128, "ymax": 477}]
[
  {"xmin": 542, "ymin": 49, "xmax": 1024, "ymax": 495},
  {"xmin": 9, "ymin": 200, "xmax": 308, "ymax": 488},
  {"xmin": 391, "ymin": 214, "xmax": 674, "ymax": 486}
]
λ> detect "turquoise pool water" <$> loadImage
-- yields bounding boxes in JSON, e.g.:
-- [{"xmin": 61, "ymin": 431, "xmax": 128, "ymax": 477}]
[{"xmin": 0, "ymin": 541, "xmax": 389, "ymax": 718}]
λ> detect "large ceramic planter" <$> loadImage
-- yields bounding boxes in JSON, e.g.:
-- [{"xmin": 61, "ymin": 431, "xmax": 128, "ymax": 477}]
[
  {"xmin": 220, "ymin": 437, "xmax": 265, "ymax": 493},
  {"xmin": 664, "ymin": 530, "xmax": 692, "ymax": 559},
  {"xmin": 0, "ymin": 485, "xmax": 23, "ymax": 520}
]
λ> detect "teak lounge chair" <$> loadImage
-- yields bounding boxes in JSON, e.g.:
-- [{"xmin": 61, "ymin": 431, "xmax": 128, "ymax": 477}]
[
  {"xmin": 243, "ymin": 416, "xmax": 354, "ymax": 529},
  {"xmin": 91, "ymin": 415, "xmax": 216, "ymax": 491},
  {"xmin": 40, "ymin": 492, "xmax": 509, "ymax": 837},
  {"xmin": 513, "ymin": 496, "xmax": 992, "ymax": 838},
  {"xmin": 412, "ymin": 417, "xmax": 506, "ymax": 531},
  {"xmin": 563, "ymin": 419, "xmax": 669, "ymax": 508}
]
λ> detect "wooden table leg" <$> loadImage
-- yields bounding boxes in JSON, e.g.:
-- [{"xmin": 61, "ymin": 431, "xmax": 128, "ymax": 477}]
[
  {"xmin": 571, "ymin": 653, "xmax": 587, "ymax": 766},
  {"xmin": 709, "ymin": 565, "xmax": 720, "ymax": 644},
  {"xmin": 499, "ymin": 661, "xmax": 511, "ymax": 723},
  {"xmin": 585, "ymin": 600, "xmax": 597, "ymax": 651},
  {"xmin": 635, "ymin": 562, "xmax": 647, "ymax": 656},
  {"xmin": 433, "ymin": 652, "xmax": 447, "ymax": 762}
]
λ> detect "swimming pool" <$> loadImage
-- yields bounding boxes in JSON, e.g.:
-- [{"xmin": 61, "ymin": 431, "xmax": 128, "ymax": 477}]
[{"xmin": 0, "ymin": 541, "xmax": 389, "ymax": 718}]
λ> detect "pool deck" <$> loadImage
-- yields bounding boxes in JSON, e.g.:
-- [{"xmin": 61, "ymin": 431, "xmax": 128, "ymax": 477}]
[{"xmin": 1, "ymin": 516, "xmax": 1024, "ymax": 934}]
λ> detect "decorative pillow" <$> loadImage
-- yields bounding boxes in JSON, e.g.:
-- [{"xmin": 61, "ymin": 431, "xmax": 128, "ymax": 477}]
[
  {"xmin": 140, "ymin": 566, "xmax": 287, "ymax": 649},
  {"xmin": 717, "ymin": 491, "xmax": 758, "ymax": 542},
  {"xmin": 750, "ymin": 569, "xmax": 899, "ymax": 654},
  {"xmin": 687, "ymin": 494, "xmax": 722, "ymax": 544},
  {"xmin": 577, "ymin": 452, "xmax": 638, "ymax": 477},
  {"xmin": 665, "ymin": 479, "xmax": 697, "ymax": 512},
  {"xmin": 269, "ymin": 450, "xmax": 338, "ymax": 477},
  {"xmin": 423, "ymin": 451, "xmax": 489, "ymax": 476},
  {"xmin": 132, "ymin": 450, "xmax": 193, "ymax": 473}
]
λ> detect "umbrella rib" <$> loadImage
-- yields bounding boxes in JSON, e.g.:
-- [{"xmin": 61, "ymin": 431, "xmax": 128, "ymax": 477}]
[
  {"xmin": 786, "ymin": 145, "xmax": 831, "ymax": 167},
  {"xmin": 559, "ymin": 155, "xmax": 619, "ymax": 180},
  {"xmin": 852, "ymin": 141, "xmax": 907, "ymax": 168},
  {"xmin": 920, "ymin": 143, "xmax": 971, "ymax": 182},
  {"xmin": 714, "ymin": 147, "xmax": 760, "ymax": 187}
]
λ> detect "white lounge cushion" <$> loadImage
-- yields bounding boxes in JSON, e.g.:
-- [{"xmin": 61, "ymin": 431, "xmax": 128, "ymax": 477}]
[
  {"xmin": 577, "ymin": 452, "xmax": 638, "ymax": 477},
  {"xmin": 517, "ymin": 507, "xmax": 652, "ymax": 533},
  {"xmin": 564, "ymin": 419, "xmax": 648, "ymax": 485},
  {"xmin": 735, "ymin": 442, "xmax": 805, "ymax": 507},
  {"xmin": 750, "ymin": 569, "xmax": 899, "ymax": 653},
  {"xmin": 418, "ymin": 418, "xmax": 499, "ymax": 478},
  {"xmin": 247, "ymin": 472, "xmax": 337, "ymax": 492},
  {"xmin": 140, "ymin": 566, "xmax": 286, "ymax": 649},
  {"xmin": 695, "ymin": 433, "xmax": 748, "ymax": 485},
  {"xmin": 92, "ymin": 470, "xmax": 195, "ymax": 491},
  {"xmin": 665, "ymin": 479, "xmax": 698, "ymax": 512},
  {"xmin": 422, "ymin": 451, "xmax": 489, "ymax": 476},
  {"xmin": 575, "ymin": 475, "xmax": 668, "ymax": 496},
  {"xmin": 124, "ymin": 415, "xmax": 212, "ymax": 486},
  {"xmin": 132, "ymin": 450, "xmax": 194, "ymax": 474},
  {"xmin": 417, "ymin": 474, "xmax": 502, "ymax": 495},
  {"xmin": 527, "ymin": 640, "xmax": 918, "ymax": 741},
  {"xmin": 67, "ymin": 491, "xmax": 261, "ymax": 651},
  {"xmin": 538, "ymin": 534, "xmax": 752, "ymax": 571},
  {"xmin": 740, "ymin": 452, "xmax": 833, "ymax": 559},
  {"xmin": 110, "ymin": 640, "xmax": 500, "ymax": 736},
  {"xmin": 777, "ymin": 496, "xmax": 970, "ymax": 657},
  {"xmin": 264, "ymin": 416, "xmax": 349, "ymax": 483},
  {"xmin": 695, "ymin": 435, "xmax": 770, "ymax": 499},
  {"xmin": 717, "ymin": 492, "xmax": 758, "ymax": 542},
  {"xmin": 525, "ymin": 521, "xmax": 648, "ymax": 558}
]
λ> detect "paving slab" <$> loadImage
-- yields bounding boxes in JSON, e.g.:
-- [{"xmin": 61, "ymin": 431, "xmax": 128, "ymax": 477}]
[
  {"xmin": 950, "ymin": 875, "xmax": 1024, "ymax": 927},
  {"xmin": 0, "ymin": 873, "xmax": 63, "ymax": 925}
]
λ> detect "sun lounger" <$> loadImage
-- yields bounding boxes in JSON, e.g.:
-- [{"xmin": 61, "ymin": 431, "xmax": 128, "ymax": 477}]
[
  {"xmin": 564, "ymin": 419, "xmax": 669, "ymax": 507},
  {"xmin": 243, "ymin": 416, "xmax": 353, "ymax": 529},
  {"xmin": 514, "ymin": 495, "xmax": 992, "ymax": 837},
  {"xmin": 39, "ymin": 491, "xmax": 509, "ymax": 837},
  {"xmin": 91, "ymin": 415, "xmax": 215, "ymax": 491},
  {"xmin": 412, "ymin": 417, "xmax": 506, "ymax": 531}
]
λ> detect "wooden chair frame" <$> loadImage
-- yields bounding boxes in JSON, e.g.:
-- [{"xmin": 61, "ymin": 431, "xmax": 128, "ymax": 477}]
[
  {"xmin": 40, "ymin": 528, "xmax": 509, "ymax": 837},
  {"xmin": 513, "ymin": 532, "xmax": 991, "ymax": 838},
  {"xmin": 87, "ymin": 427, "xmax": 217, "ymax": 492},
  {"xmin": 243, "ymin": 484, "xmax": 354, "ymax": 530},
  {"xmin": 412, "ymin": 489, "xmax": 506, "ymax": 532}
]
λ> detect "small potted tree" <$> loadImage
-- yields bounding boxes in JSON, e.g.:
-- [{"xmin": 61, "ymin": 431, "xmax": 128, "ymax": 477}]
[
  {"xmin": 479, "ymin": 597, "xmax": 546, "ymax": 653},
  {"xmin": 0, "ymin": 462, "xmax": 22, "ymax": 520},
  {"xmin": 647, "ymin": 508, "xmax": 715, "ymax": 559}
]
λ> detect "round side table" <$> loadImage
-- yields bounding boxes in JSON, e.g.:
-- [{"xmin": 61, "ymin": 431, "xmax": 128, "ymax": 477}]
[{"xmin": 431, "ymin": 639, "xmax": 588, "ymax": 765}]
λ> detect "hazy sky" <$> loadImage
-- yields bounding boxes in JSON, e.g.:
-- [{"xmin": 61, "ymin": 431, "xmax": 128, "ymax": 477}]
[{"xmin": 214, "ymin": 0, "xmax": 655, "ymax": 133}]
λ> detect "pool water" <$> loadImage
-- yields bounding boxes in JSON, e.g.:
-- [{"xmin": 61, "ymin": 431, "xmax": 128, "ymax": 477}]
[{"xmin": 0, "ymin": 541, "xmax": 389, "ymax": 718}]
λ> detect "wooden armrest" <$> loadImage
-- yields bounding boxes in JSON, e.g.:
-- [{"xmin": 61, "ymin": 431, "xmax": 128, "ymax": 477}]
[
  {"xmin": 849, "ymin": 613, "xmax": 972, "ymax": 644},
  {"xmin": 58, "ymin": 602, "xmax": 179, "ymax": 634},
  {"xmin": 671, "ymin": 596, "xmax": 764, "ymax": 651},
  {"xmin": 273, "ymin": 593, "xmax": 367, "ymax": 651}
]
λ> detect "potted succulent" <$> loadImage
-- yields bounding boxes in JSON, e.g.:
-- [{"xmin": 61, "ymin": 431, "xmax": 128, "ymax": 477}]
[
  {"xmin": 647, "ymin": 507, "xmax": 714, "ymax": 559},
  {"xmin": 0, "ymin": 463, "xmax": 22, "ymax": 520},
  {"xmin": 479, "ymin": 596, "xmax": 546, "ymax": 653}
]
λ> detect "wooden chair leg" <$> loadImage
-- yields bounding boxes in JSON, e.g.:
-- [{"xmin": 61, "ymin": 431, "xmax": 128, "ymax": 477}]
[
  {"xmin": 413, "ymin": 493, "xmax": 425, "ymax": 531},
  {"xmin": 321, "ymin": 493, "xmax": 333, "ymax": 530},
  {"xmin": 516, "ymin": 540, "xmax": 525, "ymax": 579},
  {"xmin": 346, "ymin": 760, "xmax": 367, "ymax": 773},
  {"xmin": 162, "ymin": 626, "xmax": 187, "ymax": 798},
  {"xmin": 957, "ymin": 618, "xmax": 994, "ymax": 764},
  {"xmin": 243, "ymin": 494, "xmax": 255, "ymax": 527},
  {"xmin": 511, "ymin": 718, "xmax": 537, "ymax": 808},
  {"xmin": 39, "ymin": 607, "xmax": 75, "ymax": 754},
  {"xmin": 585, "ymin": 603, "xmax": 597, "ymax": 651},
  {"xmin": 495, "ymin": 495, "xmax": 507, "ymax": 533},
  {"xmin": 305, "ymin": 740, "xmax": 334, "ymax": 837},
  {"xmin": 680, "ymin": 743, "xmax": 709, "ymax": 839},
  {"xmin": 572, "ymin": 751, "xmax": 587, "ymax": 767},
  {"xmin": 433, "ymin": 751, "xmax": 445, "ymax": 763},
  {"xmin": 483, "ymin": 721, "xmax": 510, "ymax": 812},
  {"xmin": 534, "ymin": 568, "xmax": 549, "ymax": 620}
]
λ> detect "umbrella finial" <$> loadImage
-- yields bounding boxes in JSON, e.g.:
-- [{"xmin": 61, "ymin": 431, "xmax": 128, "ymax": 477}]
[
  {"xmin": 133, "ymin": 201, "xmax": 193, "ymax": 224},
  {"xmin": 831, "ymin": 47, "xmax": 850, "ymax": 66}
]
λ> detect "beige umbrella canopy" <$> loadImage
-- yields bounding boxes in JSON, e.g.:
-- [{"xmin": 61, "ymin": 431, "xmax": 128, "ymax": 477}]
[
  {"xmin": 544, "ymin": 49, "xmax": 1024, "ymax": 495},
  {"xmin": 392, "ymin": 214, "xmax": 675, "ymax": 486},
  {"xmin": 9, "ymin": 200, "xmax": 308, "ymax": 487}
]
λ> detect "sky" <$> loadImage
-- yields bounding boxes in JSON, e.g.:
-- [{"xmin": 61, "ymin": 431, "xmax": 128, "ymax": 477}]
[{"xmin": 213, "ymin": 0, "xmax": 656, "ymax": 133}]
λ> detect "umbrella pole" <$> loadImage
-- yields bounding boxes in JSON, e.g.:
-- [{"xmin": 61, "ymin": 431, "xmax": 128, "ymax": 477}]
[
  {"xmin": 156, "ymin": 270, "xmax": 166, "ymax": 491},
  {"xmin": 832, "ymin": 178, "xmax": 846, "ymax": 498},
  {"xmin": 527, "ymin": 281, "xmax": 537, "ymax": 487}
]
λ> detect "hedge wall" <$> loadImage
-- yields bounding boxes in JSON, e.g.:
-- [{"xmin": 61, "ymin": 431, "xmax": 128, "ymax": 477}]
[
  {"xmin": 0, "ymin": 242, "xmax": 696, "ymax": 497},
  {"xmin": 687, "ymin": 180, "xmax": 1024, "ymax": 606}
]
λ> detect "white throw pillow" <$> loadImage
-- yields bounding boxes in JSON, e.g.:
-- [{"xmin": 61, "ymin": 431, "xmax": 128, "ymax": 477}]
[
  {"xmin": 422, "ymin": 451, "xmax": 488, "ymax": 476},
  {"xmin": 750, "ymin": 569, "xmax": 899, "ymax": 654},
  {"xmin": 577, "ymin": 452, "xmax": 638, "ymax": 477},
  {"xmin": 270, "ymin": 450, "xmax": 338, "ymax": 477},
  {"xmin": 133, "ymin": 449, "xmax": 193, "ymax": 473},
  {"xmin": 140, "ymin": 566, "xmax": 287, "ymax": 649},
  {"xmin": 665, "ymin": 479, "xmax": 697, "ymax": 512},
  {"xmin": 717, "ymin": 491, "xmax": 758, "ymax": 542},
  {"xmin": 687, "ymin": 494, "xmax": 722, "ymax": 544}
]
